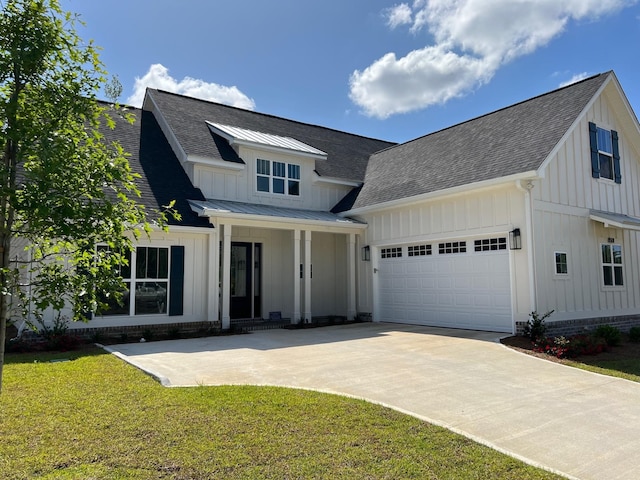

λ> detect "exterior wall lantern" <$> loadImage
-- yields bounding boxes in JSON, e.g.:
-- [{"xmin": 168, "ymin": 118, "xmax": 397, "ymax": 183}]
[
  {"xmin": 509, "ymin": 228, "xmax": 522, "ymax": 250},
  {"xmin": 362, "ymin": 245, "xmax": 371, "ymax": 261}
]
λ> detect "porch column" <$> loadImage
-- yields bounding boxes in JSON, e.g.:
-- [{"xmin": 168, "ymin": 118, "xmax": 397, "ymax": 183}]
[
  {"xmin": 346, "ymin": 233, "xmax": 357, "ymax": 320},
  {"xmin": 292, "ymin": 229, "xmax": 301, "ymax": 323},
  {"xmin": 303, "ymin": 229, "xmax": 312, "ymax": 323},
  {"xmin": 207, "ymin": 228, "xmax": 219, "ymax": 323},
  {"xmin": 221, "ymin": 224, "xmax": 232, "ymax": 329}
]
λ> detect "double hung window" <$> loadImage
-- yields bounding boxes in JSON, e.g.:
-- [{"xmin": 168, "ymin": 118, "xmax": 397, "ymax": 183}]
[
  {"xmin": 589, "ymin": 122, "xmax": 621, "ymax": 183},
  {"xmin": 601, "ymin": 244, "xmax": 623, "ymax": 287}
]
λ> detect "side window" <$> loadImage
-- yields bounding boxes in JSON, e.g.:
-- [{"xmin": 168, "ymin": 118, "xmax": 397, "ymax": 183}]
[
  {"xmin": 589, "ymin": 122, "xmax": 621, "ymax": 184},
  {"xmin": 601, "ymin": 244, "xmax": 623, "ymax": 286},
  {"xmin": 554, "ymin": 252, "xmax": 568, "ymax": 275}
]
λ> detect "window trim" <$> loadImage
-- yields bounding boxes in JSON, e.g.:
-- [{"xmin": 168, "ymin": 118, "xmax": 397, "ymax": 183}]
[
  {"xmin": 589, "ymin": 122, "xmax": 621, "ymax": 184},
  {"xmin": 98, "ymin": 245, "xmax": 171, "ymax": 317},
  {"xmin": 256, "ymin": 158, "xmax": 301, "ymax": 196},
  {"xmin": 601, "ymin": 243, "xmax": 624, "ymax": 288},
  {"xmin": 554, "ymin": 251, "xmax": 568, "ymax": 276}
]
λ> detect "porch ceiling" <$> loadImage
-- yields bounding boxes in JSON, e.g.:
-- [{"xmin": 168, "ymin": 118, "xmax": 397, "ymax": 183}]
[{"xmin": 188, "ymin": 198, "xmax": 366, "ymax": 229}]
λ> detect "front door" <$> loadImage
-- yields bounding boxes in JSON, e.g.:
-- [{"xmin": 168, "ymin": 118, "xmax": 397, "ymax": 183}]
[{"xmin": 230, "ymin": 242, "xmax": 262, "ymax": 319}]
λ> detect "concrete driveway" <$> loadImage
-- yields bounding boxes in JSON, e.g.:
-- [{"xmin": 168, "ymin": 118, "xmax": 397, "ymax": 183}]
[{"xmin": 106, "ymin": 322, "xmax": 640, "ymax": 480}]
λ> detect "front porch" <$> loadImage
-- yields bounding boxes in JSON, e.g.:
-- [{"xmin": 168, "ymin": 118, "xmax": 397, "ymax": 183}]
[{"xmin": 189, "ymin": 199, "xmax": 367, "ymax": 329}]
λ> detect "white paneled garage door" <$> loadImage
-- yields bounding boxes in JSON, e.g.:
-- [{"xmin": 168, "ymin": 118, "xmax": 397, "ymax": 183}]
[{"xmin": 376, "ymin": 238, "xmax": 512, "ymax": 332}]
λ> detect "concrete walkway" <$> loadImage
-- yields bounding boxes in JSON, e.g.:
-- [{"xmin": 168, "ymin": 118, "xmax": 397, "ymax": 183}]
[{"xmin": 106, "ymin": 323, "xmax": 640, "ymax": 480}]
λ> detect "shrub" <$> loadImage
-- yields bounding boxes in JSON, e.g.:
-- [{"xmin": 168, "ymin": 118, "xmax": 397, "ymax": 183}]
[
  {"xmin": 629, "ymin": 326, "xmax": 640, "ymax": 342},
  {"xmin": 533, "ymin": 333, "xmax": 608, "ymax": 359},
  {"xmin": 45, "ymin": 334, "xmax": 81, "ymax": 352},
  {"xmin": 594, "ymin": 324, "xmax": 621, "ymax": 347},
  {"xmin": 523, "ymin": 310, "xmax": 554, "ymax": 341}
]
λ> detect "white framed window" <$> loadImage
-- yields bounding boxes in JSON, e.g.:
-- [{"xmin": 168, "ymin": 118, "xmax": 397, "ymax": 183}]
[
  {"xmin": 596, "ymin": 127, "xmax": 614, "ymax": 181},
  {"xmin": 256, "ymin": 159, "xmax": 300, "ymax": 196},
  {"xmin": 408, "ymin": 244, "xmax": 432, "ymax": 256},
  {"xmin": 601, "ymin": 244, "xmax": 623, "ymax": 287},
  {"xmin": 100, "ymin": 246, "xmax": 170, "ymax": 316},
  {"xmin": 554, "ymin": 251, "xmax": 568, "ymax": 275},
  {"xmin": 439, "ymin": 241, "xmax": 466, "ymax": 254},
  {"xmin": 381, "ymin": 247, "xmax": 402, "ymax": 259},
  {"xmin": 474, "ymin": 237, "xmax": 507, "ymax": 252}
]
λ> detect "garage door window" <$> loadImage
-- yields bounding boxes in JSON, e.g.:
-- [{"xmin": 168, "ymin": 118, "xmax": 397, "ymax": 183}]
[
  {"xmin": 408, "ymin": 244, "xmax": 432, "ymax": 256},
  {"xmin": 381, "ymin": 247, "xmax": 402, "ymax": 258},
  {"xmin": 474, "ymin": 237, "xmax": 507, "ymax": 251},
  {"xmin": 439, "ymin": 241, "xmax": 466, "ymax": 254}
]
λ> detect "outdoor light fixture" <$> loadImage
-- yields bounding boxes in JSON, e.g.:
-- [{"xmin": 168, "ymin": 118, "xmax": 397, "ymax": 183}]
[
  {"xmin": 362, "ymin": 245, "xmax": 371, "ymax": 261},
  {"xmin": 509, "ymin": 228, "xmax": 522, "ymax": 250}
]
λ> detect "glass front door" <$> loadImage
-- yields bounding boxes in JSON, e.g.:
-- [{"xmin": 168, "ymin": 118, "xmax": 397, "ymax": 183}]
[{"xmin": 230, "ymin": 242, "xmax": 262, "ymax": 319}]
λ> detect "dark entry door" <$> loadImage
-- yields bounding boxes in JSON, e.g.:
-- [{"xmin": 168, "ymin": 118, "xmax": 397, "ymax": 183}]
[{"xmin": 230, "ymin": 242, "xmax": 261, "ymax": 319}]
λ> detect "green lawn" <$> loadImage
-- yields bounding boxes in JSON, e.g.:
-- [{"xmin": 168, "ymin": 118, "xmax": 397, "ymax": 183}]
[{"xmin": 0, "ymin": 348, "xmax": 561, "ymax": 479}]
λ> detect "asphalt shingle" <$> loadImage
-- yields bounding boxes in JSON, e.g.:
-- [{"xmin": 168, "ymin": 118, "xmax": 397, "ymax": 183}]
[
  {"xmin": 147, "ymin": 89, "xmax": 395, "ymax": 182},
  {"xmin": 352, "ymin": 72, "xmax": 611, "ymax": 209}
]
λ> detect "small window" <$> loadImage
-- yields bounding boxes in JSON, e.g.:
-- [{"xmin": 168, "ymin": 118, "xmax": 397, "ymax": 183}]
[
  {"xmin": 555, "ymin": 252, "xmax": 568, "ymax": 275},
  {"xmin": 408, "ymin": 244, "xmax": 432, "ymax": 256},
  {"xmin": 601, "ymin": 244, "xmax": 623, "ymax": 286},
  {"xmin": 597, "ymin": 127, "xmax": 614, "ymax": 180},
  {"xmin": 589, "ymin": 122, "xmax": 620, "ymax": 183},
  {"xmin": 474, "ymin": 237, "xmax": 507, "ymax": 252},
  {"xmin": 439, "ymin": 241, "xmax": 466, "ymax": 254},
  {"xmin": 381, "ymin": 247, "xmax": 402, "ymax": 259}
]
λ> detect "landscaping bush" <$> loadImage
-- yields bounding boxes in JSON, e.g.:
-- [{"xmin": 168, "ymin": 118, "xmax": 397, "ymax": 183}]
[
  {"xmin": 594, "ymin": 324, "xmax": 621, "ymax": 347},
  {"xmin": 523, "ymin": 310, "xmax": 554, "ymax": 341},
  {"xmin": 629, "ymin": 326, "xmax": 640, "ymax": 343},
  {"xmin": 533, "ymin": 334, "xmax": 608, "ymax": 359}
]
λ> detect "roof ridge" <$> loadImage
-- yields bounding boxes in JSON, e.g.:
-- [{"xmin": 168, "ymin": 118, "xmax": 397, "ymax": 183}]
[
  {"xmin": 372, "ymin": 71, "xmax": 610, "ymax": 155},
  {"xmin": 147, "ymin": 88, "xmax": 396, "ymax": 145}
]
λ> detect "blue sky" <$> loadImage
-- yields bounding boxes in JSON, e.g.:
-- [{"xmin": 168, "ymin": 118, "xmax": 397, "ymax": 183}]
[{"xmin": 62, "ymin": 0, "xmax": 640, "ymax": 144}]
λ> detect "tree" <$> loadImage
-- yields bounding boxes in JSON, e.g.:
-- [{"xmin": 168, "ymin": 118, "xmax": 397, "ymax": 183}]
[{"xmin": 0, "ymin": 0, "xmax": 166, "ymax": 393}]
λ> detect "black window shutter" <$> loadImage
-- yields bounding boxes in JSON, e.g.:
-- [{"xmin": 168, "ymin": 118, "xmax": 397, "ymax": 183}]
[
  {"xmin": 612, "ymin": 130, "xmax": 621, "ymax": 184},
  {"xmin": 169, "ymin": 245, "xmax": 184, "ymax": 316},
  {"xmin": 588, "ymin": 122, "xmax": 600, "ymax": 178}
]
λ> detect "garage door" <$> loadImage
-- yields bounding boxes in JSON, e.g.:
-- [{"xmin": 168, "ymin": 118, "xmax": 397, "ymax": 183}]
[{"xmin": 376, "ymin": 238, "xmax": 512, "ymax": 332}]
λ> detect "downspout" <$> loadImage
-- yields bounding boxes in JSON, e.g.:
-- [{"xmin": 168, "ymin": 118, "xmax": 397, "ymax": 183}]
[{"xmin": 516, "ymin": 180, "xmax": 537, "ymax": 314}]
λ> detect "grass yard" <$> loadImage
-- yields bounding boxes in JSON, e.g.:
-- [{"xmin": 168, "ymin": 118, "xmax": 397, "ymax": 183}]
[{"xmin": 0, "ymin": 348, "xmax": 562, "ymax": 480}]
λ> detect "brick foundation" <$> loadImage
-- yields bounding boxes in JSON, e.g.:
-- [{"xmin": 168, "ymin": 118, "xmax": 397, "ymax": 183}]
[{"xmin": 515, "ymin": 314, "xmax": 640, "ymax": 337}]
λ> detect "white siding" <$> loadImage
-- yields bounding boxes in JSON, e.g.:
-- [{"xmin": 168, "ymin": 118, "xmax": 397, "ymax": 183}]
[
  {"xmin": 533, "ymin": 83, "xmax": 640, "ymax": 321},
  {"xmin": 193, "ymin": 145, "xmax": 353, "ymax": 212},
  {"xmin": 358, "ymin": 185, "xmax": 530, "ymax": 324}
]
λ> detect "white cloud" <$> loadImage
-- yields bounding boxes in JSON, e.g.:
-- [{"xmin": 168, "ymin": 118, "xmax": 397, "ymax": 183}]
[
  {"xmin": 559, "ymin": 72, "xmax": 590, "ymax": 88},
  {"xmin": 351, "ymin": 0, "xmax": 632, "ymax": 118},
  {"xmin": 127, "ymin": 64, "xmax": 256, "ymax": 110},
  {"xmin": 384, "ymin": 3, "xmax": 413, "ymax": 29}
]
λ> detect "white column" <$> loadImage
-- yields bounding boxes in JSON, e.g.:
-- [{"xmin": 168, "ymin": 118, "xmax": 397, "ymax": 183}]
[
  {"xmin": 292, "ymin": 229, "xmax": 301, "ymax": 323},
  {"xmin": 221, "ymin": 224, "xmax": 232, "ymax": 329},
  {"xmin": 207, "ymin": 228, "xmax": 219, "ymax": 323},
  {"xmin": 303, "ymin": 229, "xmax": 312, "ymax": 323},
  {"xmin": 346, "ymin": 233, "xmax": 357, "ymax": 320}
]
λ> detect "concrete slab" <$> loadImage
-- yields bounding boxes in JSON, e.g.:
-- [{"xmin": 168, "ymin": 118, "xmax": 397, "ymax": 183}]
[{"xmin": 106, "ymin": 323, "xmax": 640, "ymax": 480}]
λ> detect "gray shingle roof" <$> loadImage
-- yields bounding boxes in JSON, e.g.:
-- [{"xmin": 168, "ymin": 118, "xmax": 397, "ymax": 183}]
[
  {"xmin": 100, "ymin": 105, "xmax": 211, "ymax": 228},
  {"xmin": 351, "ymin": 72, "xmax": 611, "ymax": 210},
  {"xmin": 147, "ymin": 89, "xmax": 395, "ymax": 182}
]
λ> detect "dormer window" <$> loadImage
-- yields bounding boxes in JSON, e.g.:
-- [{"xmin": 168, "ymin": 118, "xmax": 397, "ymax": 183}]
[
  {"xmin": 257, "ymin": 159, "xmax": 300, "ymax": 196},
  {"xmin": 589, "ymin": 122, "xmax": 621, "ymax": 183}
]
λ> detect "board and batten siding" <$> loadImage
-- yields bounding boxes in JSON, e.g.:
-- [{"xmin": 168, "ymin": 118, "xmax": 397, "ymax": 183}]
[
  {"xmin": 192, "ymin": 145, "xmax": 353, "ymax": 212},
  {"xmin": 356, "ymin": 185, "xmax": 530, "ymax": 322},
  {"xmin": 533, "ymin": 89, "xmax": 640, "ymax": 321},
  {"xmin": 228, "ymin": 227, "xmax": 349, "ymax": 319},
  {"xmin": 66, "ymin": 230, "xmax": 210, "ymax": 330}
]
